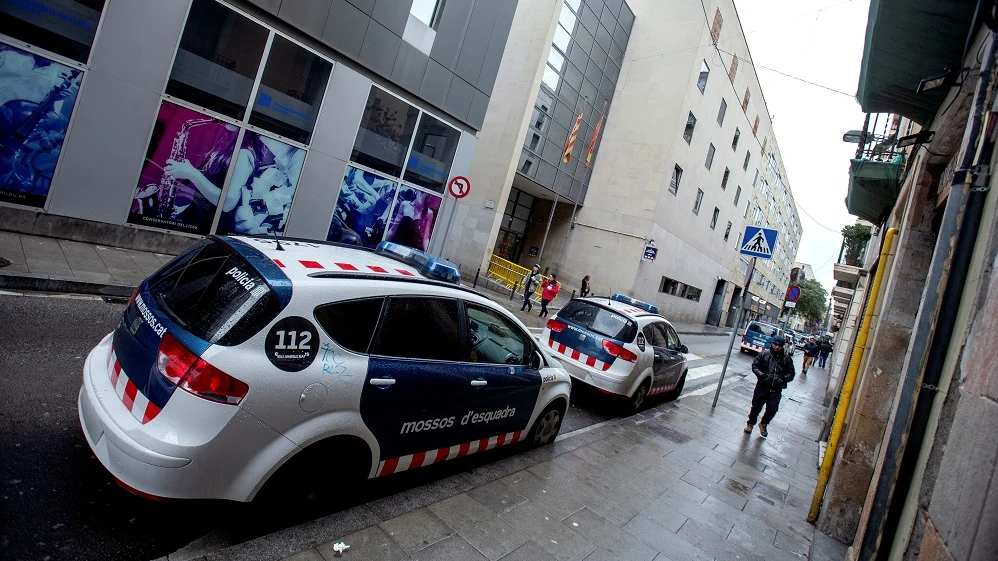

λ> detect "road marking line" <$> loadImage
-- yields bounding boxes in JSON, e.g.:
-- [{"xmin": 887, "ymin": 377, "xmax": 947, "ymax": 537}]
[{"xmin": 687, "ymin": 363, "xmax": 723, "ymax": 380}]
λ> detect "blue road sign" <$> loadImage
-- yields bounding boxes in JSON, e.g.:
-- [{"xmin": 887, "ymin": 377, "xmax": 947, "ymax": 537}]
[
  {"xmin": 787, "ymin": 285, "xmax": 801, "ymax": 302},
  {"xmin": 740, "ymin": 226, "xmax": 779, "ymax": 259}
]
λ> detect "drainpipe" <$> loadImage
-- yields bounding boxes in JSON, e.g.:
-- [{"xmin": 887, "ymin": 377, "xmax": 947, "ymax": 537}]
[
  {"xmin": 858, "ymin": 30, "xmax": 998, "ymax": 560},
  {"xmin": 808, "ymin": 228, "xmax": 898, "ymax": 522}
]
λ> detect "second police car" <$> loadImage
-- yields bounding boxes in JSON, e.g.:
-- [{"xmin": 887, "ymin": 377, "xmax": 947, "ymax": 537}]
[
  {"xmin": 77, "ymin": 236, "xmax": 572, "ymax": 501},
  {"xmin": 539, "ymin": 295, "xmax": 689, "ymax": 412}
]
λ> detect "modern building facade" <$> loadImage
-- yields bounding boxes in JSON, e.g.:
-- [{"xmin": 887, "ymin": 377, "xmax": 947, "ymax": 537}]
[
  {"xmin": 444, "ymin": 0, "xmax": 800, "ymax": 325},
  {"xmin": 0, "ymin": 0, "xmax": 517, "ymax": 254}
]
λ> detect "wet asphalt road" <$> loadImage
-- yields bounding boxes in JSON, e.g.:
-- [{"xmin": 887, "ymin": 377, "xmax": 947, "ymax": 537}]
[{"xmin": 0, "ymin": 293, "xmax": 752, "ymax": 561}]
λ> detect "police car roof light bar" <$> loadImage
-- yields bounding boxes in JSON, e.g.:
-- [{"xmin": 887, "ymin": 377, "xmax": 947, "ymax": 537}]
[
  {"xmin": 610, "ymin": 293, "xmax": 660, "ymax": 314},
  {"xmin": 374, "ymin": 241, "xmax": 461, "ymax": 284}
]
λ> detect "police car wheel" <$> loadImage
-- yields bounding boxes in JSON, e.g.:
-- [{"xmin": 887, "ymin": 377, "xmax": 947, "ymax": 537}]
[
  {"xmin": 628, "ymin": 381, "xmax": 650, "ymax": 413},
  {"xmin": 256, "ymin": 436, "xmax": 370, "ymax": 506},
  {"xmin": 528, "ymin": 404, "xmax": 564, "ymax": 447}
]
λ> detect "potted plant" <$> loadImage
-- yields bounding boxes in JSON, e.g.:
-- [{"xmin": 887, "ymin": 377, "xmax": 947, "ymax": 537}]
[{"xmin": 841, "ymin": 224, "xmax": 872, "ymax": 266}]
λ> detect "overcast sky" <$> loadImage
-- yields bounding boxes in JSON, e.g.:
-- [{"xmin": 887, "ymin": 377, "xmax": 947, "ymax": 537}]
[{"xmin": 729, "ymin": 0, "xmax": 871, "ymax": 295}]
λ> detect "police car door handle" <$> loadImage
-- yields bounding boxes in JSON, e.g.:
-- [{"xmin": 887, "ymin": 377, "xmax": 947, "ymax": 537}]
[
  {"xmin": 470, "ymin": 379, "xmax": 488, "ymax": 387},
  {"xmin": 369, "ymin": 377, "xmax": 396, "ymax": 387}
]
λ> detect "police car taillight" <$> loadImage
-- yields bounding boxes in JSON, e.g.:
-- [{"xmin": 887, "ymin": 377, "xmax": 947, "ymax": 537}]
[
  {"xmin": 603, "ymin": 340, "xmax": 638, "ymax": 362},
  {"xmin": 546, "ymin": 319, "xmax": 567, "ymax": 332},
  {"xmin": 156, "ymin": 334, "xmax": 249, "ymax": 405},
  {"xmin": 375, "ymin": 241, "xmax": 461, "ymax": 284}
]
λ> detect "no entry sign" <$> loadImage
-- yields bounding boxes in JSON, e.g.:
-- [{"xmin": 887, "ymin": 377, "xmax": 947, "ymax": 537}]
[{"xmin": 448, "ymin": 176, "xmax": 470, "ymax": 198}]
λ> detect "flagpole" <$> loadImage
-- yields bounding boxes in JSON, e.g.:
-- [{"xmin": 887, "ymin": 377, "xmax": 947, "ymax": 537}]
[{"xmin": 537, "ymin": 95, "xmax": 587, "ymax": 265}]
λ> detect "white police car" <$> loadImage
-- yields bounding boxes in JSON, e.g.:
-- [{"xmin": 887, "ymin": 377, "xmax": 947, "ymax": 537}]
[
  {"xmin": 539, "ymin": 295, "xmax": 688, "ymax": 412},
  {"xmin": 78, "ymin": 236, "xmax": 571, "ymax": 501}
]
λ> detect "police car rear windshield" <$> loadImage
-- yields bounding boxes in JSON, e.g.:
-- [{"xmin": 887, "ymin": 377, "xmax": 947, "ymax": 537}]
[
  {"xmin": 559, "ymin": 300, "xmax": 637, "ymax": 342},
  {"xmin": 148, "ymin": 240, "xmax": 284, "ymax": 346},
  {"xmin": 747, "ymin": 323, "xmax": 778, "ymax": 337}
]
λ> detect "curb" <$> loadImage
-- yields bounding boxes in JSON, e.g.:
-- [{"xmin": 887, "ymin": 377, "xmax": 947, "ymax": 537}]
[
  {"xmin": 0, "ymin": 270, "xmax": 136, "ymax": 298},
  {"xmin": 675, "ymin": 330, "xmax": 733, "ymax": 337}
]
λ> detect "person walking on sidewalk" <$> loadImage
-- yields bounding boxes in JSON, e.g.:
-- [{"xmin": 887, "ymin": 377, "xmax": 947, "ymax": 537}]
[
  {"xmin": 520, "ymin": 265, "xmax": 541, "ymax": 313},
  {"xmin": 745, "ymin": 335, "xmax": 796, "ymax": 438},
  {"xmin": 802, "ymin": 336, "xmax": 819, "ymax": 374},
  {"xmin": 818, "ymin": 336, "xmax": 833, "ymax": 368},
  {"xmin": 580, "ymin": 275, "xmax": 591, "ymax": 297},
  {"xmin": 538, "ymin": 274, "xmax": 560, "ymax": 318}
]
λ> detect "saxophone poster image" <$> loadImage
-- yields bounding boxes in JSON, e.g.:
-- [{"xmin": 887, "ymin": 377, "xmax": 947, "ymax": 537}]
[
  {"xmin": 385, "ymin": 186, "xmax": 441, "ymax": 252},
  {"xmin": 0, "ymin": 42, "xmax": 83, "ymax": 208},
  {"xmin": 128, "ymin": 101, "xmax": 239, "ymax": 235},
  {"xmin": 327, "ymin": 165, "xmax": 398, "ymax": 248},
  {"xmin": 215, "ymin": 131, "xmax": 305, "ymax": 236}
]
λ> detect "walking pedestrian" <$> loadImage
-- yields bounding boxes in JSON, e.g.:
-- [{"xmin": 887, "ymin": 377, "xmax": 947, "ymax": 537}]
[
  {"xmin": 520, "ymin": 264, "xmax": 541, "ymax": 313},
  {"xmin": 744, "ymin": 335, "xmax": 796, "ymax": 438},
  {"xmin": 818, "ymin": 336, "xmax": 833, "ymax": 368},
  {"xmin": 802, "ymin": 336, "xmax": 819, "ymax": 374},
  {"xmin": 580, "ymin": 275, "xmax": 591, "ymax": 297},
  {"xmin": 538, "ymin": 274, "xmax": 560, "ymax": 318}
]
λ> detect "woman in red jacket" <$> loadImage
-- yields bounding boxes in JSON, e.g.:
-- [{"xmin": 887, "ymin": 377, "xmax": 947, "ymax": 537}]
[{"xmin": 539, "ymin": 274, "xmax": 560, "ymax": 318}]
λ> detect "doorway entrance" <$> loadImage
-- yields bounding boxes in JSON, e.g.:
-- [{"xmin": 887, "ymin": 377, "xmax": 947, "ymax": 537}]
[
  {"xmin": 493, "ymin": 187, "xmax": 536, "ymax": 263},
  {"xmin": 726, "ymin": 286, "xmax": 742, "ymax": 327},
  {"xmin": 706, "ymin": 279, "xmax": 727, "ymax": 326}
]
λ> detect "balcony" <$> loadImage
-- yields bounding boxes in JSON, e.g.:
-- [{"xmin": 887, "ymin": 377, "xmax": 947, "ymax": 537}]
[
  {"xmin": 845, "ymin": 113, "xmax": 905, "ymax": 224},
  {"xmin": 833, "ymin": 240, "xmax": 865, "ymax": 284},
  {"xmin": 832, "ymin": 281, "xmax": 856, "ymax": 305}
]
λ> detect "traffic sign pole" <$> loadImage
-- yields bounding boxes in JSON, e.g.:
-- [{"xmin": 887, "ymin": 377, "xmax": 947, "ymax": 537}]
[{"xmin": 713, "ymin": 256, "xmax": 756, "ymax": 408}]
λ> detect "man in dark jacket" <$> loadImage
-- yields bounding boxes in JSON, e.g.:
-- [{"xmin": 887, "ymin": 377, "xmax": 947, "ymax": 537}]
[
  {"xmin": 520, "ymin": 265, "xmax": 541, "ymax": 312},
  {"xmin": 745, "ymin": 335, "xmax": 796, "ymax": 438},
  {"xmin": 802, "ymin": 336, "xmax": 820, "ymax": 374},
  {"xmin": 818, "ymin": 337, "xmax": 833, "ymax": 368}
]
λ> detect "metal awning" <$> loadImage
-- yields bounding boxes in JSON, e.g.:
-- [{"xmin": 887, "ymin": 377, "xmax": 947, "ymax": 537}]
[
  {"xmin": 856, "ymin": 0, "xmax": 978, "ymax": 125},
  {"xmin": 846, "ymin": 157, "xmax": 904, "ymax": 223}
]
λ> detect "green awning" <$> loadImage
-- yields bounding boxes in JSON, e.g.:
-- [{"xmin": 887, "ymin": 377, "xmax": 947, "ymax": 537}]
[
  {"xmin": 846, "ymin": 157, "xmax": 904, "ymax": 223},
  {"xmin": 856, "ymin": 0, "xmax": 978, "ymax": 125}
]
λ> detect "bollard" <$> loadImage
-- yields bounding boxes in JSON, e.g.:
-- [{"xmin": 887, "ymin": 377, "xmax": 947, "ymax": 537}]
[
  {"xmin": 571, "ymin": 290, "xmax": 576, "ymax": 299},
  {"xmin": 510, "ymin": 284, "xmax": 516, "ymax": 301},
  {"xmin": 473, "ymin": 268, "xmax": 480, "ymax": 288}
]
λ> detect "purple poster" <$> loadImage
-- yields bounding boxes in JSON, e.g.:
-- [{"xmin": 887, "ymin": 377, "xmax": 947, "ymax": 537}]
[
  {"xmin": 216, "ymin": 130, "xmax": 305, "ymax": 236},
  {"xmin": 327, "ymin": 165, "xmax": 398, "ymax": 248},
  {"xmin": 128, "ymin": 101, "xmax": 239, "ymax": 235},
  {"xmin": 385, "ymin": 186, "xmax": 441, "ymax": 252},
  {"xmin": 0, "ymin": 43, "xmax": 83, "ymax": 207}
]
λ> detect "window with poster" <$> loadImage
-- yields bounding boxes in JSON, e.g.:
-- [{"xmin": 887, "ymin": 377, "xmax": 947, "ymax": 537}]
[
  {"xmin": 0, "ymin": 0, "xmax": 106, "ymax": 208},
  {"xmin": 329, "ymin": 85, "xmax": 462, "ymax": 252},
  {"xmin": 127, "ymin": 0, "xmax": 332, "ymax": 237}
]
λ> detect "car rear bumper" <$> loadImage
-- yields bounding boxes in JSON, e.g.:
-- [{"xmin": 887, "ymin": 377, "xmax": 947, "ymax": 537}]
[
  {"xmin": 741, "ymin": 341, "xmax": 765, "ymax": 353},
  {"xmin": 78, "ymin": 334, "xmax": 291, "ymax": 501},
  {"xmin": 556, "ymin": 358, "xmax": 629, "ymax": 395}
]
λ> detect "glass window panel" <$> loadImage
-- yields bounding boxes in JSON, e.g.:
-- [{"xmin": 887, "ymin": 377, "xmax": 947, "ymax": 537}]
[
  {"xmin": 595, "ymin": 23, "xmax": 612, "ymax": 52},
  {"xmin": 589, "ymin": 43, "xmax": 607, "ymax": 71},
  {"xmin": 554, "ymin": 24, "xmax": 571, "ymax": 53},
  {"xmin": 566, "ymin": 0, "xmax": 581, "ymax": 11},
  {"xmin": 370, "ymin": 298, "xmax": 461, "ymax": 361},
  {"xmin": 248, "ymin": 36, "xmax": 332, "ymax": 144},
  {"xmin": 580, "ymin": 3, "xmax": 599, "ymax": 33},
  {"xmin": 542, "ymin": 64, "xmax": 560, "ymax": 91},
  {"xmin": 609, "ymin": 41, "xmax": 624, "ymax": 67},
  {"xmin": 410, "ymin": 0, "xmax": 442, "ymax": 27},
  {"xmin": 404, "ymin": 113, "xmax": 461, "ymax": 192},
  {"xmin": 559, "ymin": 81, "xmax": 579, "ymax": 111},
  {"xmin": 705, "ymin": 143, "xmax": 715, "ymax": 169},
  {"xmin": 518, "ymin": 152, "xmax": 538, "ymax": 177},
  {"xmin": 683, "ymin": 112, "xmax": 696, "ymax": 143},
  {"xmin": 513, "ymin": 203, "xmax": 531, "ymax": 220},
  {"xmin": 717, "ymin": 99, "xmax": 727, "ymax": 125},
  {"xmin": 547, "ymin": 47, "xmax": 565, "ymax": 72},
  {"xmin": 559, "ymin": 4, "xmax": 578, "ymax": 32},
  {"xmin": 574, "ymin": 25, "xmax": 594, "ymax": 54},
  {"xmin": 581, "ymin": 78, "xmax": 598, "ymax": 104},
  {"xmin": 466, "ymin": 305, "xmax": 529, "ymax": 365},
  {"xmin": 564, "ymin": 61, "xmax": 584, "ymax": 90},
  {"xmin": 697, "ymin": 60, "xmax": 709, "ymax": 93},
  {"xmin": 0, "ymin": 0, "xmax": 104, "ymax": 63},
  {"xmin": 350, "ymin": 87, "xmax": 419, "ymax": 177},
  {"xmin": 166, "ymin": 0, "xmax": 269, "ymax": 120}
]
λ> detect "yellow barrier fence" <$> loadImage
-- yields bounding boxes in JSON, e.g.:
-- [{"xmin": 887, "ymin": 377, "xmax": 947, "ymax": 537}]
[{"xmin": 486, "ymin": 254, "xmax": 557, "ymax": 304}]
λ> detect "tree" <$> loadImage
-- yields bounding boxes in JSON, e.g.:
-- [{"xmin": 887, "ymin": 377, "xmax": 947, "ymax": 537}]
[
  {"xmin": 841, "ymin": 223, "xmax": 872, "ymax": 266},
  {"xmin": 792, "ymin": 278, "xmax": 828, "ymax": 326}
]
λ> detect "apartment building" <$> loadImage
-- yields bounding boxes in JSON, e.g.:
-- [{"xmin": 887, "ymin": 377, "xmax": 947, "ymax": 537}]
[{"xmin": 443, "ymin": 0, "xmax": 800, "ymax": 325}]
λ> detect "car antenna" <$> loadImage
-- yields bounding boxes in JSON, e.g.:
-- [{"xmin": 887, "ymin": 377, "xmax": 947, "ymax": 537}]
[{"xmin": 271, "ymin": 229, "xmax": 284, "ymax": 251}]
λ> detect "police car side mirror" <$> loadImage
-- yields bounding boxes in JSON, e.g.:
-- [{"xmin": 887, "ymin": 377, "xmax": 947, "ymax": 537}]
[
  {"xmin": 529, "ymin": 349, "xmax": 544, "ymax": 370},
  {"xmin": 680, "ymin": 344, "xmax": 689, "ymax": 354}
]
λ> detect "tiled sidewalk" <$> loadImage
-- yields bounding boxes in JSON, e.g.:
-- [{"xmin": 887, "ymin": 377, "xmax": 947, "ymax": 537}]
[{"xmin": 193, "ymin": 361, "xmax": 847, "ymax": 561}]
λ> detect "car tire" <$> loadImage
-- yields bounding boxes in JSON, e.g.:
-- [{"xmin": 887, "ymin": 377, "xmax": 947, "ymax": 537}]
[
  {"xmin": 626, "ymin": 380, "xmax": 651, "ymax": 414},
  {"xmin": 666, "ymin": 370, "xmax": 687, "ymax": 401},
  {"xmin": 527, "ymin": 403, "xmax": 564, "ymax": 447},
  {"xmin": 255, "ymin": 436, "xmax": 370, "ymax": 507}
]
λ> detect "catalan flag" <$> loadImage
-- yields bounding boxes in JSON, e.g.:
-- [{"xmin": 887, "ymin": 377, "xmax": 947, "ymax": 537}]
[
  {"xmin": 562, "ymin": 106, "xmax": 585, "ymax": 163},
  {"xmin": 585, "ymin": 101, "xmax": 607, "ymax": 169}
]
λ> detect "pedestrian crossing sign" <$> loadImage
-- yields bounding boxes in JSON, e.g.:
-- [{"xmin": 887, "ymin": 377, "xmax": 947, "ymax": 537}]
[{"xmin": 740, "ymin": 225, "xmax": 778, "ymax": 259}]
